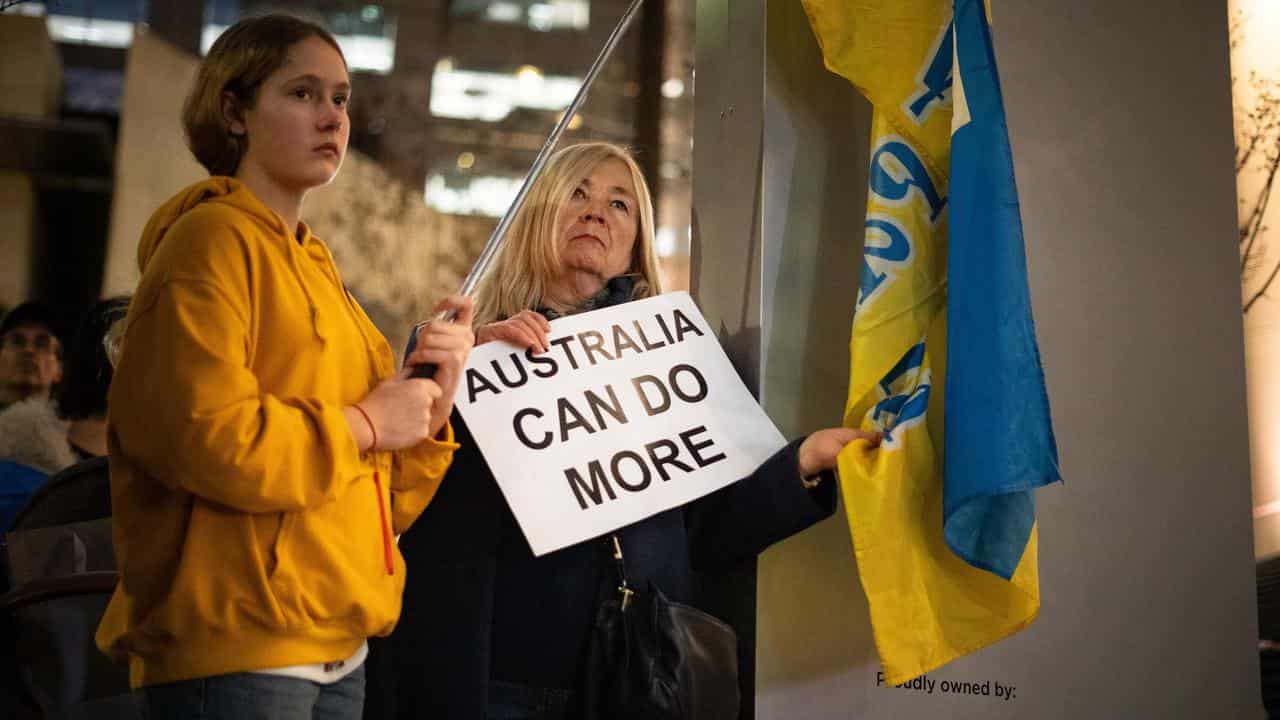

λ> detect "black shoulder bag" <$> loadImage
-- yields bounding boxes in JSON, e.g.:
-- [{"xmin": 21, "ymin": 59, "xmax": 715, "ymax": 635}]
[{"xmin": 581, "ymin": 535, "xmax": 741, "ymax": 720}]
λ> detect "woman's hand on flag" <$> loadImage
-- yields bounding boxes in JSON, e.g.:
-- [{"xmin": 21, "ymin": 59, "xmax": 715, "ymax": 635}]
[{"xmin": 798, "ymin": 427, "xmax": 882, "ymax": 478}]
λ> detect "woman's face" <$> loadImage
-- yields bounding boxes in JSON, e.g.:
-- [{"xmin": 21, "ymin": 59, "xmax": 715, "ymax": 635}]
[
  {"xmin": 231, "ymin": 36, "xmax": 350, "ymax": 193},
  {"xmin": 552, "ymin": 157, "xmax": 640, "ymax": 298}
]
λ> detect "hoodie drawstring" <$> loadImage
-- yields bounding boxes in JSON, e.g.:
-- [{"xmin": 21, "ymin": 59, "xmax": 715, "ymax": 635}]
[
  {"xmin": 372, "ymin": 470, "xmax": 394, "ymax": 575},
  {"xmin": 284, "ymin": 238, "xmax": 327, "ymax": 342}
]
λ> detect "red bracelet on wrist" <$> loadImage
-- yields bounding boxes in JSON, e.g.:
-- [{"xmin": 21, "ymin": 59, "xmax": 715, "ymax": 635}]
[{"xmin": 353, "ymin": 403, "xmax": 378, "ymax": 451}]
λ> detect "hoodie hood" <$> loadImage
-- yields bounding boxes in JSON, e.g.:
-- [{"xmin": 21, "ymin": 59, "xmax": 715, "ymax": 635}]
[{"xmin": 137, "ymin": 177, "xmax": 291, "ymax": 273}]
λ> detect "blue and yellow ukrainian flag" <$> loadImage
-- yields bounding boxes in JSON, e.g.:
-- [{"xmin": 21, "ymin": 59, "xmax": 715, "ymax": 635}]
[{"xmin": 800, "ymin": 0, "xmax": 1061, "ymax": 684}]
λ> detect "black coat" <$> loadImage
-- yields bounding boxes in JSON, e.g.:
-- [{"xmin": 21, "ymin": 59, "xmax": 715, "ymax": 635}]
[
  {"xmin": 366, "ymin": 422, "xmax": 836, "ymax": 719},
  {"xmin": 367, "ymin": 291, "xmax": 836, "ymax": 719}
]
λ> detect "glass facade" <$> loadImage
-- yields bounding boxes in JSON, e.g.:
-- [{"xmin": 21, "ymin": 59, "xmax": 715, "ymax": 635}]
[
  {"xmin": 13, "ymin": 0, "xmax": 149, "ymax": 48},
  {"xmin": 451, "ymin": 0, "xmax": 589, "ymax": 32},
  {"xmin": 202, "ymin": 1, "xmax": 397, "ymax": 73}
]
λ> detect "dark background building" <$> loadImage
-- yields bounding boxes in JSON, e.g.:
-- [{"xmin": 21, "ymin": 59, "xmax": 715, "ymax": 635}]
[{"xmin": 0, "ymin": 0, "xmax": 693, "ymax": 319}]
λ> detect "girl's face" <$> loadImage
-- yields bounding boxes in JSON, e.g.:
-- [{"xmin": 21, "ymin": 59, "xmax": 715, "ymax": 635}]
[
  {"xmin": 229, "ymin": 36, "xmax": 350, "ymax": 193},
  {"xmin": 552, "ymin": 157, "xmax": 640, "ymax": 292}
]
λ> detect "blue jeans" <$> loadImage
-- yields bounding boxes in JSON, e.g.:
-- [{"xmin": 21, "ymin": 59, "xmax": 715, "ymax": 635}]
[
  {"xmin": 486, "ymin": 680, "xmax": 577, "ymax": 720},
  {"xmin": 141, "ymin": 665, "xmax": 365, "ymax": 720}
]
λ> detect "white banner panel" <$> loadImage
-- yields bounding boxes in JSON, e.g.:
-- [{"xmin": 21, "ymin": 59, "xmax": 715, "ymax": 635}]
[{"xmin": 455, "ymin": 292, "xmax": 787, "ymax": 555}]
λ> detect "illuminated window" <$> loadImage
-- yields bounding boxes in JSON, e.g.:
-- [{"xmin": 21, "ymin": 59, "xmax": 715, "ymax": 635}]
[
  {"xmin": 202, "ymin": 1, "xmax": 397, "ymax": 74},
  {"xmin": 425, "ymin": 173, "xmax": 523, "ymax": 217},
  {"xmin": 13, "ymin": 0, "xmax": 149, "ymax": 48},
  {"xmin": 654, "ymin": 226, "xmax": 691, "ymax": 258},
  {"xmin": 430, "ymin": 59, "xmax": 581, "ymax": 122},
  {"xmin": 451, "ymin": 0, "xmax": 589, "ymax": 32}
]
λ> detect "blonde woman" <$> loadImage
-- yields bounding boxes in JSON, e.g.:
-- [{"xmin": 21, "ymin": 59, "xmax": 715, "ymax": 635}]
[{"xmin": 370, "ymin": 142, "xmax": 876, "ymax": 720}]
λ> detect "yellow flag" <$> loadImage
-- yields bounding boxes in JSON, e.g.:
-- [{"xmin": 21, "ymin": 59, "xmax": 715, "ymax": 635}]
[{"xmin": 802, "ymin": 0, "xmax": 1043, "ymax": 685}]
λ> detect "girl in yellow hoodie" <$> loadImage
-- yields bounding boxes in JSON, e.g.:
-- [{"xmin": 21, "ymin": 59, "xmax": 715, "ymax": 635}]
[{"xmin": 94, "ymin": 15, "xmax": 473, "ymax": 719}]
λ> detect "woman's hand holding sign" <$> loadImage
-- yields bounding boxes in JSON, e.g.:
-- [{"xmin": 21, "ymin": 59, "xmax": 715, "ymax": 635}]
[{"xmin": 476, "ymin": 310, "xmax": 552, "ymax": 353}]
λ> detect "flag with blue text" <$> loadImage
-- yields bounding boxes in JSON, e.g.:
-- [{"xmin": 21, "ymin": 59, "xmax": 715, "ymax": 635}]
[{"xmin": 800, "ymin": 0, "xmax": 1061, "ymax": 684}]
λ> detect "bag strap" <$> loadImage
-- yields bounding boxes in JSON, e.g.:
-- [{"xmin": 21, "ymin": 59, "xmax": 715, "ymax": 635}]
[{"xmin": 609, "ymin": 535, "xmax": 636, "ymax": 611}]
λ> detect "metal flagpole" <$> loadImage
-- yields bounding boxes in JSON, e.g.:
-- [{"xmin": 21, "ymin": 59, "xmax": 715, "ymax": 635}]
[
  {"xmin": 409, "ymin": 0, "xmax": 645, "ymax": 375},
  {"xmin": 458, "ymin": 0, "xmax": 645, "ymax": 298}
]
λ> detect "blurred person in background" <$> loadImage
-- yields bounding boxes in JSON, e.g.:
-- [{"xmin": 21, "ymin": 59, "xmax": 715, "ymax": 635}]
[
  {"xmin": 0, "ymin": 301, "xmax": 71, "ymax": 530},
  {"xmin": 0, "ymin": 301, "xmax": 65, "ymax": 411},
  {"xmin": 56, "ymin": 297, "xmax": 130, "ymax": 461}
]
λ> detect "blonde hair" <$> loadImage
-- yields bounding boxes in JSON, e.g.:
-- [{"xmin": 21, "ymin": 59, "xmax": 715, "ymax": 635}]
[{"xmin": 471, "ymin": 142, "xmax": 663, "ymax": 326}]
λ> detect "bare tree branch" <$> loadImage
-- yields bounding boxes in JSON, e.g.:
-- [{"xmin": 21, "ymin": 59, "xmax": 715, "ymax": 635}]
[
  {"xmin": 1242, "ymin": 148, "xmax": 1280, "ymax": 270},
  {"xmin": 1235, "ymin": 16, "xmax": 1280, "ymax": 314},
  {"xmin": 1245, "ymin": 255, "xmax": 1280, "ymax": 313}
]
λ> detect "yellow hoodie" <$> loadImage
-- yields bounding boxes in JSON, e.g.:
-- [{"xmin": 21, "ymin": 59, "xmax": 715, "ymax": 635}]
[{"xmin": 96, "ymin": 178, "xmax": 458, "ymax": 687}]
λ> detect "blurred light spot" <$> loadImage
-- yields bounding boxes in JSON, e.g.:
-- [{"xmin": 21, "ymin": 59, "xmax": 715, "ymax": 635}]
[
  {"xmin": 431, "ymin": 61, "xmax": 581, "ymax": 122},
  {"xmin": 425, "ymin": 174, "xmax": 524, "ymax": 217},
  {"xmin": 656, "ymin": 227, "xmax": 678, "ymax": 257}
]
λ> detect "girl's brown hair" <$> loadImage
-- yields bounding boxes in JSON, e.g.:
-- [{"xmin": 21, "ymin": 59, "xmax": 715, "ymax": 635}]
[{"xmin": 182, "ymin": 14, "xmax": 345, "ymax": 177}]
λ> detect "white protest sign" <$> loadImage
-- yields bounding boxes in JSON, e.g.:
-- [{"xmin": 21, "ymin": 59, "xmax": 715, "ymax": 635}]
[{"xmin": 455, "ymin": 291, "xmax": 787, "ymax": 556}]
